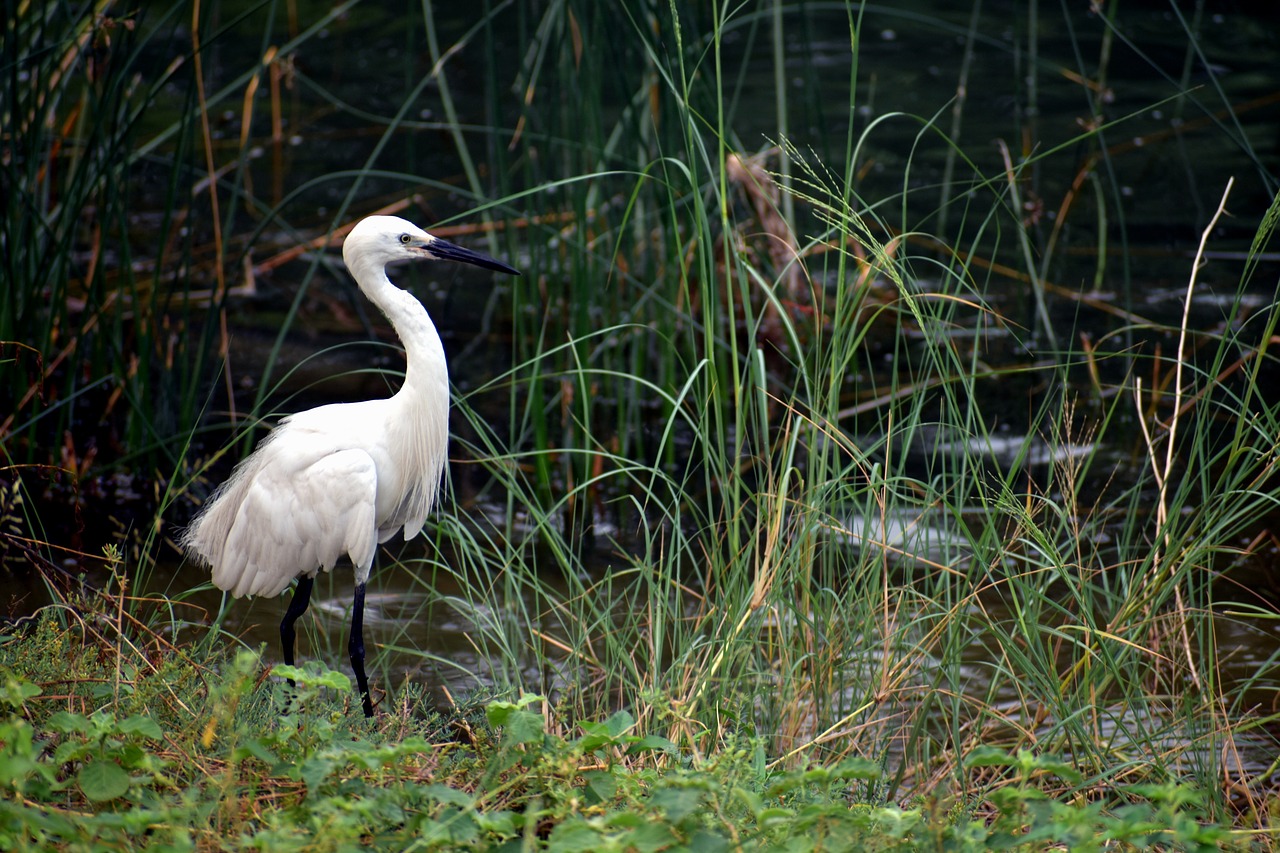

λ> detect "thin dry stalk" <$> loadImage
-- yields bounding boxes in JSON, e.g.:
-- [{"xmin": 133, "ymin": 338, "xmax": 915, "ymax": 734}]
[{"xmin": 1130, "ymin": 177, "xmax": 1234, "ymax": 690}]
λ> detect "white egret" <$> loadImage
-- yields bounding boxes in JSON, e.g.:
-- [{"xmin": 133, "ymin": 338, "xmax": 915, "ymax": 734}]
[{"xmin": 183, "ymin": 215, "xmax": 519, "ymax": 717}]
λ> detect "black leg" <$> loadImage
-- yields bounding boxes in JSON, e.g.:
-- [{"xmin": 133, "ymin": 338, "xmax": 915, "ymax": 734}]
[
  {"xmin": 280, "ymin": 575, "xmax": 315, "ymax": 675},
  {"xmin": 349, "ymin": 580, "xmax": 374, "ymax": 717}
]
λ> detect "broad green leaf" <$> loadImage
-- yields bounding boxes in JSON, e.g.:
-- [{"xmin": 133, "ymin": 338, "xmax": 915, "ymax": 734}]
[
  {"xmin": 299, "ymin": 755, "xmax": 337, "ymax": 790},
  {"xmin": 625, "ymin": 821, "xmax": 681, "ymax": 852},
  {"xmin": 583, "ymin": 769, "xmax": 616, "ymax": 804},
  {"xmin": 651, "ymin": 785, "xmax": 705, "ymax": 822},
  {"xmin": 601, "ymin": 710, "xmax": 635, "ymax": 737},
  {"xmin": 231, "ymin": 738, "xmax": 278, "ymax": 765},
  {"xmin": 46, "ymin": 711, "xmax": 92, "ymax": 734},
  {"xmin": 687, "ymin": 828, "xmax": 730, "ymax": 852},
  {"xmin": 475, "ymin": 809, "xmax": 518, "ymax": 834},
  {"xmin": 118, "ymin": 716, "xmax": 164, "ymax": 740},
  {"xmin": 273, "ymin": 664, "xmax": 351, "ymax": 691},
  {"xmin": 78, "ymin": 759, "xmax": 130, "ymax": 802},
  {"xmin": 501, "ymin": 709, "xmax": 545, "ymax": 746},
  {"xmin": 485, "ymin": 693, "xmax": 545, "ymax": 727},
  {"xmin": 627, "ymin": 734, "xmax": 677, "ymax": 755},
  {"xmin": 0, "ymin": 678, "xmax": 41, "ymax": 708},
  {"xmin": 424, "ymin": 783, "xmax": 474, "ymax": 807},
  {"xmin": 546, "ymin": 820, "xmax": 605, "ymax": 852}
]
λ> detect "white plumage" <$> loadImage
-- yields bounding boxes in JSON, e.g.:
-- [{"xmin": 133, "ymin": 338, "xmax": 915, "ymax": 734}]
[{"xmin": 182, "ymin": 214, "xmax": 519, "ymax": 716}]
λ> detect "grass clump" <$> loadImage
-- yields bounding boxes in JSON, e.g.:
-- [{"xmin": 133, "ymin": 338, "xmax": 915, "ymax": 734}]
[
  {"xmin": 0, "ymin": 590, "xmax": 1244, "ymax": 851},
  {"xmin": 411, "ymin": 4, "xmax": 1280, "ymax": 836},
  {"xmin": 2, "ymin": 0, "xmax": 210, "ymax": 472}
]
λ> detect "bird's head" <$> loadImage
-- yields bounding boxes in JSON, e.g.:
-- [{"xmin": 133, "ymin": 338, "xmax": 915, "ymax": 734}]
[{"xmin": 342, "ymin": 215, "xmax": 520, "ymax": 277}]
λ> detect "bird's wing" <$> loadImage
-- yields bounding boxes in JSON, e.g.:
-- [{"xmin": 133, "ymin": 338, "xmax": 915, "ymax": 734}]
[{"xmin": 203, "ymin": 439, "xmax": 380, "ymax": 598}]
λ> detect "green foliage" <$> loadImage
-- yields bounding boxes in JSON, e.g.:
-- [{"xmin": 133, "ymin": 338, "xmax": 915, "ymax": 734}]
[{"xmin": 0, "ymin": 648, "xmax": 1245, "ymax": 850}]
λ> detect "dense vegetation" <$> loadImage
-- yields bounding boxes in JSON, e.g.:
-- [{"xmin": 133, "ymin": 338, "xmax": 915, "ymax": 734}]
[{"xmin": 3, "ymin": 0, "xmax": 1278, "ymax": 848}]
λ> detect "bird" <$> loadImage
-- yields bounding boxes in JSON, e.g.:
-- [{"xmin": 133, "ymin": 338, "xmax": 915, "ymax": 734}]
[{"xmin": 182, "ymin": 214, "xmax": 520, "ymax": 717}]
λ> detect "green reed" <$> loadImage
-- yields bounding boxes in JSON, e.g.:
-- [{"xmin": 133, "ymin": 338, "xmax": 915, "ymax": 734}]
[
  {"xmin": 369, "ymin": 1, "xmax": 1280, "ymax": 823},
  {"xmin": 3, "ymin": 1, "xmax": 186, "ymax": 467}
]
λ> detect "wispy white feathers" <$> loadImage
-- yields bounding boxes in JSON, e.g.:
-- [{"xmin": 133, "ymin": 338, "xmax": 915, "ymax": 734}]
[
  {"xmin": 188, "ymin": 429, "xmax": 378, "ymax": 597},
  {"xmin": 182, "ymin": 217, "xmax": 454, "ymax": 598}
]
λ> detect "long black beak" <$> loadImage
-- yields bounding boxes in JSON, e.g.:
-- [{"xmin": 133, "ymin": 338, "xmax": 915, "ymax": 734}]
[{"xmin": 425, "ymin": 237, "xmax": 521, "ymax": 276}]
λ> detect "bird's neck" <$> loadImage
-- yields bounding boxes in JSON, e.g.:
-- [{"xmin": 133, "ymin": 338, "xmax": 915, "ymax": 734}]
[
  {"xmin": 354, "ymin": 263, "xmax": 449, "ymax": 400},
  {"xmin": 349, "ymin": 257, "xmax": 451, "ymax": 523}
]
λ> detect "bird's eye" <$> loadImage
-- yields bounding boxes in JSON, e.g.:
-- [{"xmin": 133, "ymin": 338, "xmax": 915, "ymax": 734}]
[{"xmin": 399, "ymin": 233, "xmax": 412, "ymax": 244}]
